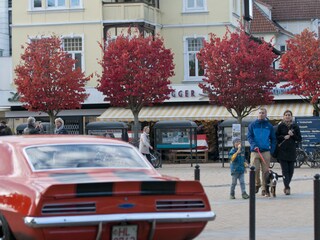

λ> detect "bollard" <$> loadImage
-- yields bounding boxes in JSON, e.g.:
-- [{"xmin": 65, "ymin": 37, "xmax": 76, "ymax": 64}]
[
  {"xmin": 194, "ymin": 164, "xmax": 200, "ymax": 181},
  {"xmin": 249, "ymin": 166, "xmax": 256, "ymax": 240},
  {"xmin": 314, "ymin": 174, "xmax": 320, "ymax": 240}
]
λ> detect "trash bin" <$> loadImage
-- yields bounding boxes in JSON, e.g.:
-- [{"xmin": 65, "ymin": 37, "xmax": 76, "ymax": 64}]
[{"xmin": 85, "ymin": 121, "xmax": 129, "ymax": 142}]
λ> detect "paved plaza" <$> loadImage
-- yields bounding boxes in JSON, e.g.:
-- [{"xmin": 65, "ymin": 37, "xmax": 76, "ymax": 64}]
[{"xmin": 157, "ymin": 162, "xmax": 320, "ymax": 240}]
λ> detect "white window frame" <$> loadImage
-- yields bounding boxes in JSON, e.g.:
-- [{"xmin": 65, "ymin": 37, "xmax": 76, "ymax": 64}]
[
  {"xmin": 183, "ymin": 35, "xmax": 206, "ymax": 81},
  {"xmin": 29, "ymin": 0, "xmax": 83, "ymax": 10},
  {"xmin": 62, "ymin": 35, "xmax": 84, "ymax": 71},
  {"xmin": 183, "ymin": 0, "xmax": 207, "ymax": 13}
]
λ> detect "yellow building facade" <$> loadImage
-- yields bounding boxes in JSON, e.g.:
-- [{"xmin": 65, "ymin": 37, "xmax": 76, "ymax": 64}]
[{"xmin": 12, "ymin": 0, "xmax": 243, "ymax": 88}]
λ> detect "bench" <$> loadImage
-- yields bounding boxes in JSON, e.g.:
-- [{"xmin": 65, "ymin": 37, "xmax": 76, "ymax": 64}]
[{"xmin": 168, "ymin": 150, "xmax": 208, "ymax": 163}]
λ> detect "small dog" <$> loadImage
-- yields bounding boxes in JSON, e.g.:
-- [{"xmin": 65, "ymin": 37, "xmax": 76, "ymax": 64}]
[{"xmin": 264, "ymin": 170, "xmax": 283, "ymax": 197}]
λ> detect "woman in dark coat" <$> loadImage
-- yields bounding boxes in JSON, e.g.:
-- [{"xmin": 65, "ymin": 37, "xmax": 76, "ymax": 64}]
[
  {"xmin": 276, "ymin": 110, "xmax": 302, "ymax": 195},
  {"xmin": 54, "ymin": 118, "xmax": 68, "ymax": 134}
]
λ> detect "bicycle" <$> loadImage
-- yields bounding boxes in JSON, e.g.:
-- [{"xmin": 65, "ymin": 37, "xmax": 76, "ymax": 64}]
[
  {"xmin": 311, "ymin": 142, "xmax": 320, "ymax": 167},
  {"xmin": 295, "ymin": 146, "xmax": 319, "ymax": 168}
]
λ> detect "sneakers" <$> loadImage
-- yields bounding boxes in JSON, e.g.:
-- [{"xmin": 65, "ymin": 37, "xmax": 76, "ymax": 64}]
[
  {"xmin": 230, "ymin": 193, "xmax": 249, "ymax": 199},
  {"xmin": 261, "ymin": 190, "xmax": 266, "ymax": 196},
  {"xmin": 242, "ymin": 192, "xmax": 249, "ymax": 199},
  {"xmin": 255, "ymin": 185, "xmax": 261, "ymax": 193}
]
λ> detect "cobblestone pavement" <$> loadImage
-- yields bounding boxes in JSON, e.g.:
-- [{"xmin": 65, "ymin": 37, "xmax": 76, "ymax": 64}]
[{"xmin": 157, "ymin": 162, "xmax": 320, "ymax": 240}]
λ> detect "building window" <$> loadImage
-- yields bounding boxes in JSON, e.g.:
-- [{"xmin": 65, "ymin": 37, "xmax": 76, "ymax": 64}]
[
  {"xmin": 47, "ymin": 0, "xmax": 65, "ymax": 8},
  {"xmin": 185, "ymin": 37, "xmax": 204, "ymax": 80},
  {"xmin": 63, "ymin": 37, "xmax": 83, "ymax": 70},
  {"xmin": 30, "ymin": 0, "xmax": 82, "ymax": 10},
  {"xmin": 33, "ymin": 0, "xmax": 42, "ymax": 8},
  {"xmin": 183, "ymin": 0, "xmax": 207, "ymax": 12},
  {"xmin": 0, "ymin": 49, "xmax": 3, "ymax": 57},
  {"xmin": 8, "ymin": 0, "xmax": 12, "ymax": 8},
  {"xmin": 70, "ymin": 0, "xmax": 80, "ymax": 7},
  {"xmin": 280, "ymin": 45, "xmax": 286, "ymax": 52}
]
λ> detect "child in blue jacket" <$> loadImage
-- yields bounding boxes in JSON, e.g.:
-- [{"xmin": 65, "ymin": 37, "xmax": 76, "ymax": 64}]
[{"xmin": 229, "ymin": 138, "xmax": 249, "ymax": 199}]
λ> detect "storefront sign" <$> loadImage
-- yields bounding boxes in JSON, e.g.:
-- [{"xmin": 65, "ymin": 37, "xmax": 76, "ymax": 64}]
[
  {"xmin": 296, "ymin": 117, "xmax": 320, "ymax": 153},
  {"xmin": 171, "ymin": 89, "xmax": 196, "ymax": 98}
]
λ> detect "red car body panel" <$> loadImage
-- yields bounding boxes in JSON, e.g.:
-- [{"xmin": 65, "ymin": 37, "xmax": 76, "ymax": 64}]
[{"xmin": 0, "ymin": 135, "xmax": 215, "ymax": 240}]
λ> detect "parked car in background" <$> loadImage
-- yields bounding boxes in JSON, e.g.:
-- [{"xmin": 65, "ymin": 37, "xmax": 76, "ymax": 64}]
[{"xmin": 0, "ymin": 135, "xmax": 215, "ymax": 240}]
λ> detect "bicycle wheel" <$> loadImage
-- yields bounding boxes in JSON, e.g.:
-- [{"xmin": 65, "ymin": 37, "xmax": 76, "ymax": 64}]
[
  {"xmin": 295, "ymin": 149, "xmax": 305, "ymax": 168},
  {"xmin": 305, "ymin": 154, "xmax": 314, "ymax": 168},
  {"xmin": 150, "ymin": 151, "xmax": 161, "ymax": 168},
  {"xmin": 313, "ymin": 150, "xmax": 320, "ymax": 168}
]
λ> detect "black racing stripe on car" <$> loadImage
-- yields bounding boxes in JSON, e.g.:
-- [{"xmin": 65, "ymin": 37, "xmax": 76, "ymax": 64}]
[
  {"xmin": 76, "ymin": 183, "xmax": 113, "ymax": 197},
  {"xmin": 141, "ymin": 181, "xmax": 176, "ymax": 195}
]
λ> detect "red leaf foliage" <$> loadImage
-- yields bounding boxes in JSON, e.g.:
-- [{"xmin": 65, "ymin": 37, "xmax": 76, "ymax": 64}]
[
  {"xmin": 280, "ymin": 29, "xmax": 320, "ymax": 106},
  {"xmin": 97, "ymin": 31, "xmax": 175, "ymax": 114},
  {"xmin": 198, "ymin": 27, "xmax": 278, "ymax": 119},
  {"xmin": 14, "ymin": 36, "xmax": 90, "ymax": 117}
]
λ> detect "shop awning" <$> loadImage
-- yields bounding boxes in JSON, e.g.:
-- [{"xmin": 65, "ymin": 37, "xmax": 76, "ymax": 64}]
[{"xmin": 98, "ymin": 103, "xmax": 314, "ymax": 122}]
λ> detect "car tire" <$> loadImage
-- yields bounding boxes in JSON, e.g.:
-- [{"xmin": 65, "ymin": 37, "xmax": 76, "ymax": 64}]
[{"xmin": 0, "ymin": 214, "xmax": 16, "ymax": 240}]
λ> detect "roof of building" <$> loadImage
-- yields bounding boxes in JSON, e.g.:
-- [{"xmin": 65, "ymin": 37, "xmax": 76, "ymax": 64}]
[
  {"xmin": 251, "ymin": 2, "xmax": 293, "ymax": 36},
  {"xmin": 259, "ymin": 0, "xmax": 320, "ymax": 21}
]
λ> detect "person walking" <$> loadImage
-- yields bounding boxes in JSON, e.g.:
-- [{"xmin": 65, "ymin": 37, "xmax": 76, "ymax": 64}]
[
  {"xmin": 139, "ymin": 126, "xmax": 153, "ymax": 163},
  {"xmin": 229, "ymin": 138, "xmax": 249, "ymax": 200},
  {"xmin": 247, "ymin": 107, "xmax": 277, "ymax": 196},
  {"xmin": 54, "ymin": 118, "xmax": 68, "ymax": 134},
  {"xmin": 0, "ymin": 120, "xmax": 13, "ymax": 136},
  {"xmin": 276, "ymin": 110, "xmax": 302, "ymax": 195}
]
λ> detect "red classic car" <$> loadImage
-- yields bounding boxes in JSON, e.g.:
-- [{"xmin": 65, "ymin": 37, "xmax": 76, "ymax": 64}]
[{"xmin": 0, "ymin": 135, "xmax": 215, "ymax": 240}]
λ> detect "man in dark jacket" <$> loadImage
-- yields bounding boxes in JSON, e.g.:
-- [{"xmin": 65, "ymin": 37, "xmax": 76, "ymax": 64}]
[
  {"xmin": 0, "ymin": 120, "xmax": 13, "ymax": 136},
  {"xmin": 23, "ymin": 117, "xmax": 43, "ymax": 134},
  {"xmin": 247, "ymin": 107, "xmax": 277, "ymax": 196}
]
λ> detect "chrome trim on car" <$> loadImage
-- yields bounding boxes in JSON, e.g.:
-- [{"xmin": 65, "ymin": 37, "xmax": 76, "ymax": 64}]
[
  {"xmin": 24, "ymin": 211, "xmax": 216, "ymax": 228},
  {"xmin": 42, "ymin": 202, "xmax": 96, "ymax": 215},
  {"xmin": 156, "ymin": 200, "xmax": 205, "ymax": 210}
]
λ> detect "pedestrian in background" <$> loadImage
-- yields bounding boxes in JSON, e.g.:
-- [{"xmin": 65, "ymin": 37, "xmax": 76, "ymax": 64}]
[
  {"xmin": 229, "ymin": 138, "xmax": 249, "ymax": 200},
  {"xmin": 276, "ymin": 110, "xmax": 302, "ymax": 195},
  {"xmin": 139, "ymin": 126, "xmax": 153, "ymax": 163},
  {"xmin": 54, "ymin": 118, "xmax": 68, "ymax": 134},
  {"xmin": 247, "ymin": 107, "xmax": 277, "ymax": 196},
  {"xmin": 23, "ymin": 117, "xmax": 43, "ymax": 134},
  {"xmin": 0, "ymin": 120, "xmax": 13, "ymax": 136}
]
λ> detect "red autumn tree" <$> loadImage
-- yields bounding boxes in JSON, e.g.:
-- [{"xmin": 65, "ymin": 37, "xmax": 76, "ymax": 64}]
[
  {"xmin": 14, "ymin": 36, "xmax": 91, "ymax": 130},
  {"xmin": 198, "ymin": 27, "xmax": 278, "ymax": 125},
  {"xmin": 280, "ymin": 29, "xmax": 320, "ymax": 116},
  {"xmin": 97, "ymin": 31, "xmax": 174, "ymax": 144}
]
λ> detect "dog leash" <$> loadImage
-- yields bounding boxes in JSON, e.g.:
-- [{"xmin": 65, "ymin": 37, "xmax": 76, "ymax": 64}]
[{"xmin": 256, "ymin": 148, "xmax": 270, "ymax": 171}]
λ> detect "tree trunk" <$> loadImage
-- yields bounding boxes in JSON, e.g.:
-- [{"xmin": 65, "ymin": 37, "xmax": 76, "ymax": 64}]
[
  {"xmin": 132, "ymin": 110, "xmax": 140, "ymax": 147},
  {"xmin": 237, "ymin": 117, "xmax": 246, "ymax": 160},
  {"xmin": 47, "ymin": 112, "xmax": 56, "ymax": 134}
]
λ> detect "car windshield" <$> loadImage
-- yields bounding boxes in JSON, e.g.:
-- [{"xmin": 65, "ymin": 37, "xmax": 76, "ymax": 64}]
[{"xmin": 24, "ymin": 144, "xmax": 149, "ymax": 171}]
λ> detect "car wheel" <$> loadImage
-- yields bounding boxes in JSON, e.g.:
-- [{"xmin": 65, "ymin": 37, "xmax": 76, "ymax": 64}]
[{"xmin": 0, "ymin": 214, "xmax": 15, "ymax": 240}]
